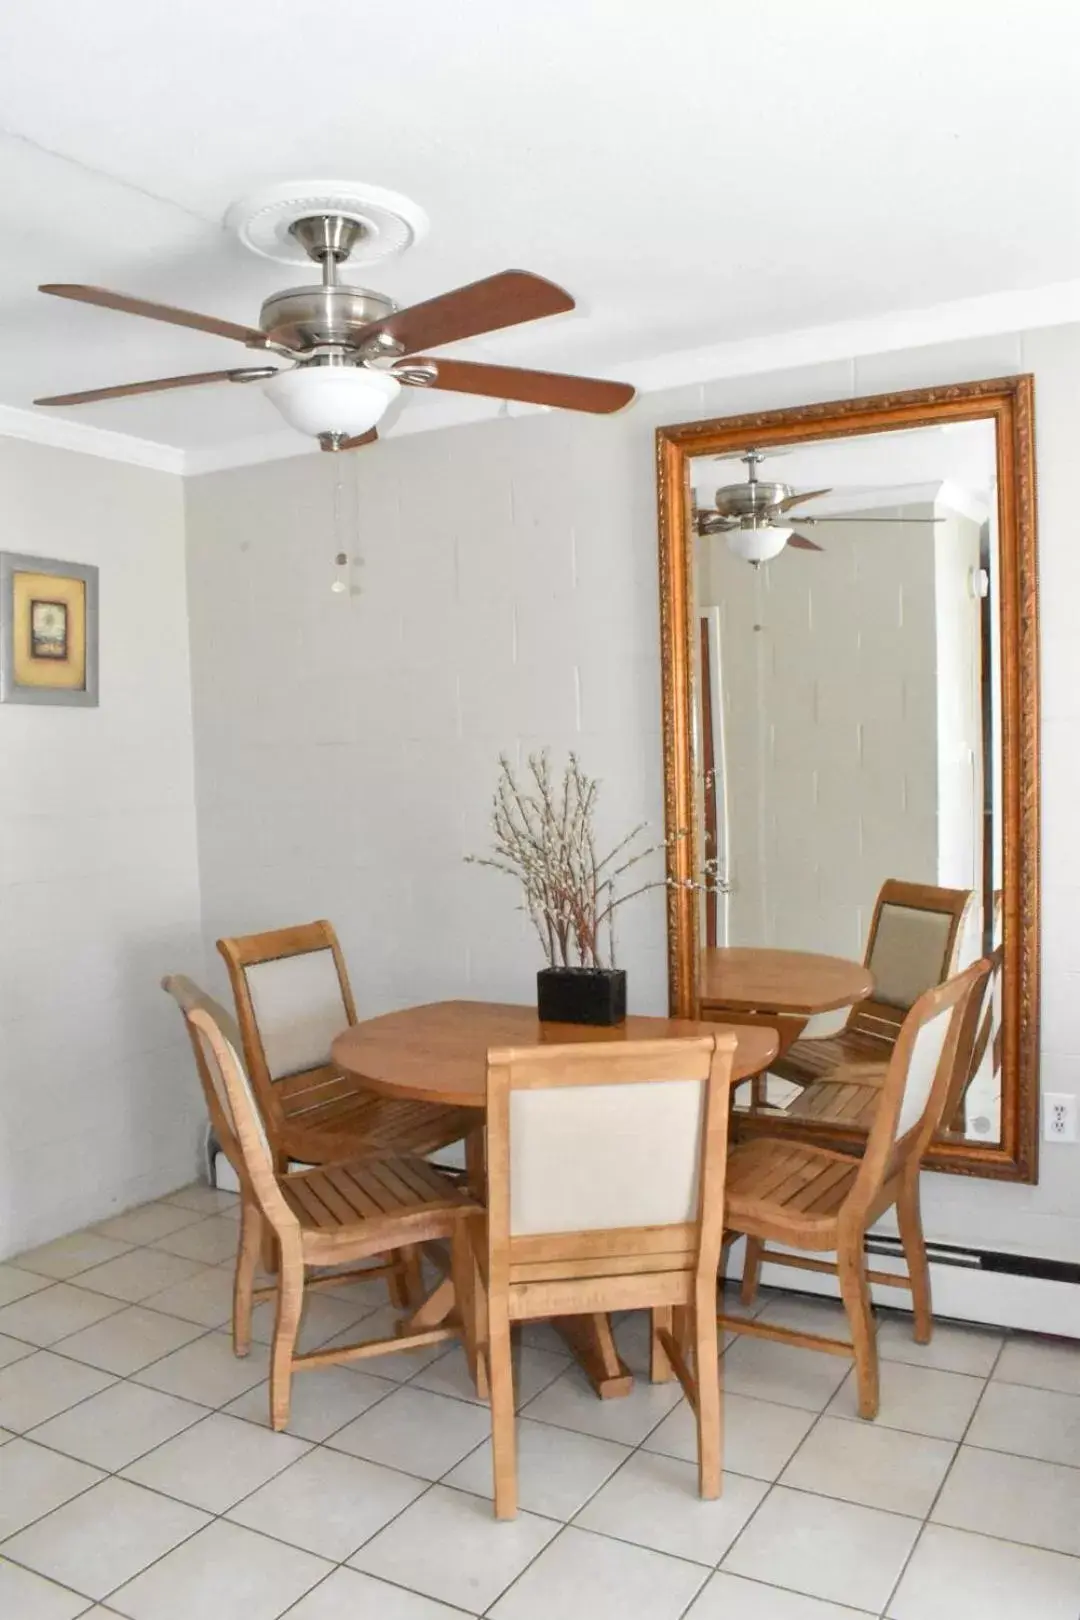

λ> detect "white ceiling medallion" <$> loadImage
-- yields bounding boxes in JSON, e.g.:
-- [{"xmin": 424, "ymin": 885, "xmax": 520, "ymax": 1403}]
[{"xmin": 225, "ymin": 180, "xmax": 430, "ymax": 267}]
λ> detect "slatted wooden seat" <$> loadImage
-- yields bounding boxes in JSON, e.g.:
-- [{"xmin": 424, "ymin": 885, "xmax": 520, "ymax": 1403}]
[
  {"xmin": 185, "ymin": 993, "xmax": 484, "ymax": 1431},
  {"xmin": 218, "ymin": 921, "xmax": 473, "ymax": 1170},
  {"xmin": 474, "ymin": 1032, "xmax": 738, "ymax": 1518},
  {"xmin": 722, "ymin": 959, "xmax": 990, "ymax": 1420},
  {"xmin": 770, "ymin": 881, "xmax": 973, "ymax": 1102},
  {"xmin": 782, "ymin": 1059, "xmax": 888, "ymax": 1130},
  {"xmin": 726, "ymin": 1138, "xmax": 861, "ymax": 1232},
  {"xmin": 279, "ymin": 1155, "xmax": 469, "ymax": 1253}
]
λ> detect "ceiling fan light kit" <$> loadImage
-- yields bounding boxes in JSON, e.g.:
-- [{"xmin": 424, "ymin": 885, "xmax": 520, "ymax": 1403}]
[
  {"xmin": 696, "ymin": 448, "xmax": 943, "ymax": 563},
  {"xmin": 33, "ymin": 178, "xmax": 636, "ymax": 450},
  {"xmin": 725, "ymin": 524, "xmax": 794, "ymax": 564},
  {"xmin": 262, "ymin": 364, "xmax": 401, "ymax": 440}
]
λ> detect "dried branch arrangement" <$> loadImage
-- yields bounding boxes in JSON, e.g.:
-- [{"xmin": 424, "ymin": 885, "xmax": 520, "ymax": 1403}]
[{"xmin": 466, "ymin": 750, "xmax": 726, "ymax": 970}]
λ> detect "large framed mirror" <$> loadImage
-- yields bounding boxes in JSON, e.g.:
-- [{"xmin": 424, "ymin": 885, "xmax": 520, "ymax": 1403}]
[{"xmin": 657, "ymin": 377, "xmax": 1039, "ymax": 1180}]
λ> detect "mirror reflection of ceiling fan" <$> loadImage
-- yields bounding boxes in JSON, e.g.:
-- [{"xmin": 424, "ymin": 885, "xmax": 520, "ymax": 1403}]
[
  {"xmin": 31, "ymin": 181, "xmax": 636, "ymax": 452},
  {"xmin": 695, "ymin": 448, "xmax": 943, "ymax": 563}
]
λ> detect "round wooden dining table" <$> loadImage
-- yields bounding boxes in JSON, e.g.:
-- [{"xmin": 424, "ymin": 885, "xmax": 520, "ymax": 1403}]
[{"xmin": 332, "ymin": 999, "xmax": 778, "ymax": 1399}]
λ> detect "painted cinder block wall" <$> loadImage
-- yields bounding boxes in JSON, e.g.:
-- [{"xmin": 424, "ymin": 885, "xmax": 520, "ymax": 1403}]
[{"xmin": 0, "ymin": 438, "xmax": 205, "ymax": 1255}]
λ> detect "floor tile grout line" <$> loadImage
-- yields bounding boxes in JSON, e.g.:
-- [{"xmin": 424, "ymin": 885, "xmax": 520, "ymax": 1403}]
[
  {"xmin": 8, "ymin": 1372, "xmax": 1080, "ymax": 1613},
  {"xmin": 701, "ymin": 1300, "xmax": 989, "ymax": 1610},
  {"xmin": 37, "ymin": 1314, "xmax": 223, "ymax": 1376},
  {"xmin": 874, "ymin": 1331, "xmax": 1009, "ymax": 1617},
  {"xmin": 7, "ymin": 1216, "xmax": 1078, "ymax": 1614},
  {"xmin": 91, "ymin": 1500, "xmax": 337, "ymax": 1610}
]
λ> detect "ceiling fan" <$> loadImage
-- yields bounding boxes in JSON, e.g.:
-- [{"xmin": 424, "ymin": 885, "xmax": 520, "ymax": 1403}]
[
  {"xmin": 695, "ymin": 449, "xmax": 942, "ymax": 563},
  {"xmin": 33, "ymin": 195, "xmax": 635, "ymax": 451}
]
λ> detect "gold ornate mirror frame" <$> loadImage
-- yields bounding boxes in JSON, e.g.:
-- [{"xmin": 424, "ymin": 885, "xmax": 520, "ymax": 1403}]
[{"xmin": 657, "ymin": 376, "xmax": 1039, "ymax": 1181}]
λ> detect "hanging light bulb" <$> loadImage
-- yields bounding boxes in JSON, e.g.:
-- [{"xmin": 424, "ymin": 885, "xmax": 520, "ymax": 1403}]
[{"xmin": 331, "ymin": 553, "xmax": 348, "ymax": 594}]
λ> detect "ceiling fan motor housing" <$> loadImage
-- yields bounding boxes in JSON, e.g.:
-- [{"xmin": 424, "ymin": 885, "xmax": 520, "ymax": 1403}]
[
  {"xmin": 712, "ymin": 480, "xmax": 793, "ymax": 519},
  {"xmin": 258, "ymin": 285, "xmax": 397, "ymax": 353}
]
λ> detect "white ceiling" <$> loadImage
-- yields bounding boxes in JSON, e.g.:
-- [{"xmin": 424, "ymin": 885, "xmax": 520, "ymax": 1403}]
[{"xmin": 2, "ymin": 0, "xmax": 1079, "ymax": 469}]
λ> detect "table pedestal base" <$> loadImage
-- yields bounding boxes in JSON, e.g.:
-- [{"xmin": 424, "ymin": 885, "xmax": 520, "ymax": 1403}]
[
  {"xmin": 552, "ymin": 1313, "xmax": 634, "ymax": 1399},
  {"xmin": 401, "ymin": 1275, "xmax": 634, "ymax": 1399}
]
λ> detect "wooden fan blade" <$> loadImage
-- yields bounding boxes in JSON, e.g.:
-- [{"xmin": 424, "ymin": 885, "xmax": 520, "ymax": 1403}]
[
  {"xmin": 776, "ymin": 487, "xmax": 832, "ymax": 511},
  {"xmin": 404, "ymin": 356, "xmax": 634, "ymax": 414},
  {"xmin": 34, "ymin": 368, "xmax": 274, "ymax": 406},
  {"xmin": 362, "ymin": 270, "xmax": 574, "ymax": 357},
  {"xmin": 39, "ymin": 284, "xmax": 268, "ymax": 348},
  {"xmin": 788, "ymin": 534, "xmax": 823, "ymax": 551},
  {"xmin": 322, "ymin": 429, "xmax": 379, "ymax": 452},
  {"xmin": 696, "ymin": 513, "xmax": 732, "ymax": 535}
]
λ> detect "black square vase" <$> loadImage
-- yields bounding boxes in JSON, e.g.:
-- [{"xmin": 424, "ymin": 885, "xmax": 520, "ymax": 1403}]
[{"xmin": 536, "ymin": 966, "xmax": 627, "ymax": 1027}]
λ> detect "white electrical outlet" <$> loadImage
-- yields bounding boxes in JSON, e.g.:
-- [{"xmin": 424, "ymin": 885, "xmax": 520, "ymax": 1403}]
[{"xmin": 1044, "ymin": 1093, "xmax": 1078, "ymax": 1142}]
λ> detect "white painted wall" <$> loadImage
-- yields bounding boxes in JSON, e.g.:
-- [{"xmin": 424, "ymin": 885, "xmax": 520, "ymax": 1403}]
[
  {"xmin": 0, "ymin": 439, "xmax": 204, "ymax": 1257},
  {"xmin": 183, "ymin": 321, "xmax": 1079, "ymax": 1264}
]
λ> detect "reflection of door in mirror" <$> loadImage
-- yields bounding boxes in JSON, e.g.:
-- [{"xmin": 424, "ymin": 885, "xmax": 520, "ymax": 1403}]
[{"xmin": 690, "ymin": 422, "xmax": 1003, "ymax": 1146}]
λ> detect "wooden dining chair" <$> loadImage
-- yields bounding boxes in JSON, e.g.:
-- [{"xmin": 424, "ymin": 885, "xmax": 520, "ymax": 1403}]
[
  {"xmin": 722, "ymin": 958, "xmax": 990, "ymax": 1420},
  {"xmin": 476, "ymin": 1031, "xmax": 737, "ymax": 1518},
  {"xmin": 162, "ymin": 974, "xmax": 422, "ymax": 1332},
  {"xmin": 183, "ymin": 992, "xmax": 484, "ymax": 1431},
  {"xmin": 771, "ymin": 880, "xmax": 974, "ymax": 1103},
  {"xmin": 218, "ymin": 920, "xmax": 474, "ymax": 1173}
]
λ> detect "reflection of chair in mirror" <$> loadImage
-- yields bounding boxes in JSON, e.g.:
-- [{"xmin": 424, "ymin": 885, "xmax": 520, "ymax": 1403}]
[
  {"xmin": 767, "ymin": 880, "xmax": 974, "ymax": 1123},
  {"xmin": 722, "ymin": 959, "xmax": 990, "ymax": 1419}
]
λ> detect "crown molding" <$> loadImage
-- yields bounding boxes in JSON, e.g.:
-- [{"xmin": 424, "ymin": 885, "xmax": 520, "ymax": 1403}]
[
  {"xmin": 0, "ymin": 403, "xmax": 184, "ymax": 473},
  {"xmin": 614, "ymin": 275, "xmax": 1080, "ymax": 394},
  {"xmin": 7, "ymin": 275, "xmax": 1080, "ymax": 478},
  {"xmin": 179, "ymin": 426, "xmax": 317, "ymax": 475}
]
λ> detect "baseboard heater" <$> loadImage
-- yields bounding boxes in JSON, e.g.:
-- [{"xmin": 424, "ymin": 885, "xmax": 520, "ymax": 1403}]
[{"xmin": 731, "ymin": 1234, "xmax": 1080, "ymax": 1340}]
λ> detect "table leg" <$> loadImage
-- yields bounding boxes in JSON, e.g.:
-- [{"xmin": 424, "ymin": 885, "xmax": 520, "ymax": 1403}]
[{"xmin": 553, "ymin": 1313, "xmax": 634, "ymax": 1399}]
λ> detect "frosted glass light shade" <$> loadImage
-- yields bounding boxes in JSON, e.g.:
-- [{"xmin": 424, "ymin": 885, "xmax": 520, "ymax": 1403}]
[
  {"xmin": 726, "ymin": 523, "xmax": 793, "ymax": 563},
  {"xmin": 263, "ymin": 365, "xmax": 400, "ymax": 438}
]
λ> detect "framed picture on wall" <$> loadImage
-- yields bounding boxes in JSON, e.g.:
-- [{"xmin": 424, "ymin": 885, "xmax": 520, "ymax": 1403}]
[{"xmin": 0, "ymin": 551, "xmax": 99, "ymax": 706}]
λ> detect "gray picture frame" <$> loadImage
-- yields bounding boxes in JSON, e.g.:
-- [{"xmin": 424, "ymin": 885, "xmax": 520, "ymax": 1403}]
[{"xmin": 0, "ymin": 551, "xmax": 99, "ymax": 706}]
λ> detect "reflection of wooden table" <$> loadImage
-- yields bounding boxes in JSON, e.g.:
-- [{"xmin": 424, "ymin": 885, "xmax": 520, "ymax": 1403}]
[
  {"xmin": 332, "ymin": 1000, "xmax": 778, "ymax": 1398},
  {"xmin": 699, "ymin": 948, "xmax": 873, "ymax": 1107},
  {"xmin": 701, "ymin": 947, "xmax": 873, "ymax": 1042}
]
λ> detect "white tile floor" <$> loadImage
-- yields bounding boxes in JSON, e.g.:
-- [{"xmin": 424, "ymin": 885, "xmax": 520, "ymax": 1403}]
[{"xmin": 1, "ymin": 1187, "xmax": 1079, "ymax": 1619}]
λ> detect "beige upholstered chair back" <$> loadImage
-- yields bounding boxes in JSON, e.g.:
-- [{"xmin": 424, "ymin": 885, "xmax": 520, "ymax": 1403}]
[
  {"xmin": 891, "ymin": 1004, "xmax": 954, "ymax": 1141},
  {"xmin": 847, "ymin": 881, "xmax": 973, "ymax": 1043},
  {"xmin": 854, "ymin": 959, "xmax": 990, "ymax": 1203},
  {"xmin": 244, "ymin": 949, "xmax": 348, "ymax": 1080},
  {"xmin": 485, "ymin": 1035, "xmax": 735, "ymax": 1248},
  {"xmin": 217, "ymin": 921, "xmax": 357, "ymax": 1129},
  {"xmin": 870, "ymin": 907, "xmax": 956, "ymax": 1009}
]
